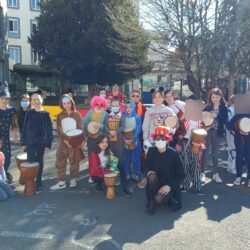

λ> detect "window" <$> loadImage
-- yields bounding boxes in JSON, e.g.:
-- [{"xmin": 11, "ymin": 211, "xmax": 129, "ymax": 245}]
[
  {"xmin": 31, "ymin": 48, "xmax": 40, "ymax": 64},
  {"xmin": 9, "ymin": 46, "xmax": 21, "ymax": 64},
  {"xmin": 8, "ymin": 18, "xmax": 20, "ymax": 38},
  {"xmin": 7, "ymin": 0, "xmax": 19, "ymax": 8},
  {"xmin": 30, "ymin": 0, "xmax": 41, "ymax": 11},
  {"xmin": 30, "ymin": 20, "xmax": 38, "ymax": 34}
]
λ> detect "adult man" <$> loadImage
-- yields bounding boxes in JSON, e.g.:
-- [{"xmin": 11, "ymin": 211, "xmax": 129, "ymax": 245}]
[{"xmin": 145, "ymin": 126, "xmax": 185, "ymax": 215}]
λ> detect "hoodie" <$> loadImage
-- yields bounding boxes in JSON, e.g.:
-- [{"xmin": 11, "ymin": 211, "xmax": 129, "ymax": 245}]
[
  {"xmin": 142, "ymin": 104, "xmax": 175, "ymax": 143},
  {"xmin": 122, "ymin": 100, "xmax": 142, "ymax": 143},
  {"xmin": 56, "ymin": 94, "xmax": 83, "ymax": 144}
]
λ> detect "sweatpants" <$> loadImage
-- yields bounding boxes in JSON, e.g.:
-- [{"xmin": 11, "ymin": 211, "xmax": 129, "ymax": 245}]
[
  {"xmin": 124, "ymin": 143, "xmax": 141, "ymax": 176},
  {"xmin": 27, "ymin": 144, "xmax": 46, "ymax": 187}
]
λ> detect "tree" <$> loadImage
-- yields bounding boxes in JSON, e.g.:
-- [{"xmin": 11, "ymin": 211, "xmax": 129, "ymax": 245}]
[
  {"xmin": 216, "ymin": 0, "xmax": 250, "ymax": 97},
  {"xmin": 29, "ymin": 0, "xmax": 150, "ymax": 91}
]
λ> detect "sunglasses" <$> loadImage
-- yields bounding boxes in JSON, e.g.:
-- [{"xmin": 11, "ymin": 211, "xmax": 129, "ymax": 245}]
[
  {"xmin": 154, "ymin": 136, "xmax": 167, "ymax": 141},
  {"xmin": 132, "ymin": 95, "xmax": 140, "ymax": 98},
  {"xmin": 94, "ymin": 103, "xmax": 104, "ymax": 108}
]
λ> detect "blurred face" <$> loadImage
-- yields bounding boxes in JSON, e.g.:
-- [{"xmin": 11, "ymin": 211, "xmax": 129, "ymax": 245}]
[
  {"xmin": 31, "ymin": 94, "xmax": 43, "ymax": 109},
  {"xmin": 98, "ymin": 137, "xmax": 109, "ymax": 151},
  {"xmin": 126, "ymin": 103, "xmax": 132, "ymax": 115},
  {"xmin": 153, "ymin": 93, "xmax": 164, "ymax": 105},
  {"xmin": 112, "ymin": 86, "xmax": 118, "ymax": 94},
  {"xmin": 0, "ymin": 96, "xmax": 8, "ymax": 108},
  {"xmin": 111, "ymin": 100, "xmax": 120, "ymax": 113},
  {"xmin": 62, "ymin": 101, "xmax": 72, "ymax": 111},
  {"xmin": 165, "ymin": 93, "xmax": 174, "ymax": 105},
  {"xmin": 99, "ymin": 90, "xmax": 106, "ymax": 97},
  {"xmin": 131, "ymin": 92, "xmax": 140, "ymax": 103},
  {"xmin": 211, "ymin": 94, "xmax": 221, "ymax": 106}
]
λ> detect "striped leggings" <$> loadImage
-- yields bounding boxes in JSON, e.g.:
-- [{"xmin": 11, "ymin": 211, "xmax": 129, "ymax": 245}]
[{"xmin": 181, "ymin": 139, "xmax": 202, "ymax": 191}]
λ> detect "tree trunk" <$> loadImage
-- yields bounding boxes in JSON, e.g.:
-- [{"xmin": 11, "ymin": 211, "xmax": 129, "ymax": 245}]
[
  {"xmin": 87, "ymin": 84, "xmax": 96, "ymax": 103},
  {"xmin": 186, "ymin": 71, "xmax": 201, "ymax": 99},
  {"xmin": 228, "ymin": 69, "xmax": 235, "ymax": 99}
]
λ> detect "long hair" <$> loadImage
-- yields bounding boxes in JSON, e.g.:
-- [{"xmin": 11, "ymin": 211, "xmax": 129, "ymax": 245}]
[
  {"xmin": 18, "ymin": 93, "xmax": 30, "ymax": 111},
  {"xmin": 208, "ymin": 88, "xmax": 225, "ymax": 107},
  {"xmin": 93, "ymin": 135, "xmax": 110, "ymax": 156}
]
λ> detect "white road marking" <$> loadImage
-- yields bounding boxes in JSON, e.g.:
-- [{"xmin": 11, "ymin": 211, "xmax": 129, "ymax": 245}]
[{"xmin": 0, "ymin": 231, "xmax": 55, "ymax": 240}]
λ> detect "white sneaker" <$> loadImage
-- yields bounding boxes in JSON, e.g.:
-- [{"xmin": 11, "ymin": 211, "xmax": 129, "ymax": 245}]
[
  {"xmin": 213, "ymin": 173, "xmax": 222, "ymax": 183},
  {"xmin": 70, "ymin": 179, "xmax": 77, "ymax": 188},
  {"xmin": 247, "ymin": 179, "xmax": 250, "ymax": 188},
  {"xmin": 200, "ymin": 173, "xmax": 206, "ymax": 183},
  {"xmin": 50, "ymin": 181, "xmax": 66, "ymax": 190},
  {"xmin": 234, "ymin": 177, "xmax": 241, "ymax": 186},
  {"xmin": 88, "ymin": 177, "xmax": 94, "ymax": 184}
]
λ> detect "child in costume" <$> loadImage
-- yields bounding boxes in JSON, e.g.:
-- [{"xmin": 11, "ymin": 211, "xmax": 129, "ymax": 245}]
[
  {"xmin": 106, "ymin": 97, "xmax": 132, "ymax": 195},
  {"xmin": 83, "ymin": 96, "xmax": 108, "ymax": 182},
  {"xmin": 21, "ymin": 93, "xmax": 53, "ymax": 192},
  {"xmin": 89, "ymin": 136, "xmax": 119, "ymax": 190},
  {"xmin": 50, "ymin": 94, "xmax": 85, "ymax": 190},
  {"xmin": 122, "ymin": 100, "xmax": 142, "ymax": 181},
  {"xmin": 0, "ymin": 82, "xmax": 17, "ymax": 183}
]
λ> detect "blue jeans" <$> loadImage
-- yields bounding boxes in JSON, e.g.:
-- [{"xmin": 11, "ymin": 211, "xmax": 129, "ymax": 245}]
[
  {"xmin": 0, "ymin": 183, "xmax": 13, "ymax": 201},
  {"xmin": 234, "ymin": 135, "xmax": 250, "ymax": 178}
]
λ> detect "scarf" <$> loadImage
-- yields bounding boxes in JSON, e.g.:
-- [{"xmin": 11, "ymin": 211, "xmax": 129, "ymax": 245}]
[{"xmin": 136, "ymin": 101, "xmax": 143, "ymax": 117}]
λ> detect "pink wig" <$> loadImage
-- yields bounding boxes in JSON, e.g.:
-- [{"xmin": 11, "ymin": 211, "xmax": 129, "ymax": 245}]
[{"xmin": 90, "ymin": 96, "xmax": 108, "ymax": 110}]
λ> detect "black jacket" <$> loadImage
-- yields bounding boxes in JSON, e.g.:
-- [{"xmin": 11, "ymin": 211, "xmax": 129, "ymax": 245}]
[
  {"xmin": 21, "ymin": 109, "xmax": 53, "ymax": 148},
  {"xmin": 145, "ymin": 147, "xmax": 185, "ymax": 191}
]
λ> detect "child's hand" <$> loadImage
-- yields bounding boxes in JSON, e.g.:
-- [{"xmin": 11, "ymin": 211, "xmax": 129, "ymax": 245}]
[
  {"xmin": 109, "ymin": 130, "xmax": 117, "ymax": 136},
  {"xmin": 0, "ymin": 152, "xmax": 5, "ymax": 165},
  {"xmin": 78, "ymin": 141, "xmax": 85, "ymax": 148},
  {"xmin": 45, "ymin": 148, "xmax": 50, "ymax": 153},
  {"xmin": 63, "ymin": 140, "xmax": 72, "ymax": 148},
  {"xmin": 125, "ymin": 139, "xmax": 132, "ymax": 144}
]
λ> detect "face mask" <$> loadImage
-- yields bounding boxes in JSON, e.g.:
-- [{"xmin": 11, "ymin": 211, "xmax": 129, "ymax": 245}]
[
  {"xmin": 155, "ymin": 140, "xmax": 167, "ymax": 149},
  {"xmin": 20, "ymin": 101, "xmax": 30, "ymax": 108},
  {"xmin": 112, "ymin": 107, "xmax": 120, "ymax": 113},
  {"xmin": 100, "ymin": 94, "xmax": 106, "ymax": 98}
]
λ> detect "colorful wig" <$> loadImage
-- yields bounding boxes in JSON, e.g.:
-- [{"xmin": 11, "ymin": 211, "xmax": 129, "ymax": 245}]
[{"xmin": 90, "ymin": 96, "xmax": 108, "ymax": 110}]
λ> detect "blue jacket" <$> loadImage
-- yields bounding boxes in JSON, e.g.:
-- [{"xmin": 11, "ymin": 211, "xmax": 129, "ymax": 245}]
[
  {"xmin": 122, "ymin": 101, "xmax": 141, "ymax": 143},
  {"xmin": 204, "ymin": 104, "xmax": 228, "ymax": 136}
]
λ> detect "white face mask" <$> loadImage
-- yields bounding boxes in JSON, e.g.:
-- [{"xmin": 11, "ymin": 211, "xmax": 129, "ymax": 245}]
[{"xmin": 155, "ymin": 140, "xmax": 167, "ymax": 149}]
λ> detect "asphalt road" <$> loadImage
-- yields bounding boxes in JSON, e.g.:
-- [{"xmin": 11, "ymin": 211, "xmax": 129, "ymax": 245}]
[{"xmin": 0, "ymin": 139, "xmax": 250, "ymax": 250}]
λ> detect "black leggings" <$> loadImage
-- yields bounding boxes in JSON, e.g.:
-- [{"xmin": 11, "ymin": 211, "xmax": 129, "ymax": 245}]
[{"xmin": 146, "ymin": 172, "xmax": 182, "ymax": 206}]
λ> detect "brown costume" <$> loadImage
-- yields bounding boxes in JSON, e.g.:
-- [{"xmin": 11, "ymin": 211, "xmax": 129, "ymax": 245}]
[{"xmin": 55, "ymin": 95, "xmax": 84, "ymax": 181}]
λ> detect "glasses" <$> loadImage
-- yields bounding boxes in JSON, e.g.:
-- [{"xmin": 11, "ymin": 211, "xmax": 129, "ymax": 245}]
[
  {"xmin": 132, "ymin": 95, "xmax": 140, "ymax": 98},
  {"xmin": 94, "ymin": 103, "xmax": 104, "ymax": 108},
  {"xmin": 154, "ymin": 136, "xmax": 167, "ymax": 141}
]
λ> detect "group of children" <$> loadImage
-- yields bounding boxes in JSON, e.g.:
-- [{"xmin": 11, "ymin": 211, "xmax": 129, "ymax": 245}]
[{"xmin": 0, "ymin": 81, "xmax": 250, "ymax": 212}]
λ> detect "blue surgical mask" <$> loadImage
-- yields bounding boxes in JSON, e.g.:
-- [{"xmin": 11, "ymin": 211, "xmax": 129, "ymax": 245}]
[
  {"xmin": 112, "ymin": 107, "xmax": 120, "ymax": 113},
  {"xmin": 20, "ymin": 101, "xmax": 30, "ymax": 108}
]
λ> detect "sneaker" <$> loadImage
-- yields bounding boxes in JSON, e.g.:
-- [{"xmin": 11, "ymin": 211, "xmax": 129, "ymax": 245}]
[
  {"xmin": 196, "ymin": 189, "xmax": 204, "ymax": 196},
  {"xmin": 69, "ymin": 179, "xmax": 77, "ymax": 188},
  {"xmin": 88, "ymin": 177, "xmax": 94, "ymax": 184},
  {"xmin": 234, "ymin": 177, "xmax": 241, "ymax": 186},
  {"xmin": 132, "ymin": 173, "xmax": 140, "ymax": 182},
  {"xmin": 200, "ymin": 173, "xmax": 206, "ymax": 183},
  {"xmin": 36, "ymin": 184, "xmax": 43, "ymax": 193},
  {"xmin": 146, "ymin": 201, "xmax": 156, "ymax": 215},
  {"xmin": 125, "ymin": 175, "xmax": 130, "ymax": 181},
  {"xmin": 181, "ymin": 187, "xmax": 189, "ymax": 193},
  {"xmin": 50, "ymin": 181, "xmax": 66, "ymax": 190},
  {"xmin": 123, "ymin": 186, "xmax": 133, "ymax": 196},
  {"xmin": 247, "ymin": 179, "xmax": 250, "ymax": 188},
  {"xmin": 213, "ymin": 173, "xmax": 222, "ymax": 183}
]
